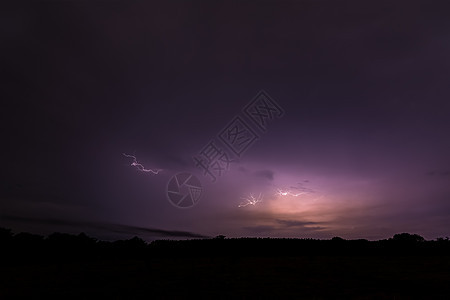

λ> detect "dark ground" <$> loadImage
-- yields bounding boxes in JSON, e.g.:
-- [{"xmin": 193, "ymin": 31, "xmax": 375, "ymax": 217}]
[{"xmin": 1, "ymin": 230, "xmax": 450, "ymax": 299}]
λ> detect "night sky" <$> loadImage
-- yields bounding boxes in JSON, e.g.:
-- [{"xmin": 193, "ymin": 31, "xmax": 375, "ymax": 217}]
[{"xmin": 2, "ymin": 0, "xmax": 450, "ymax": 241}]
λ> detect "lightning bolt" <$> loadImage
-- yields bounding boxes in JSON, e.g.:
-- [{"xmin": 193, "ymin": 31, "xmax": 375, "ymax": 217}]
[
  {"xmin": 238, "ymin": 193, "xmax": 263, "ymax": 207},
  {"xmin": 276, "ymin": 189, "xmax": 308, "ymax": 197},
  {"xmin": 123, "ymin": 153, "xmax": 162, "ymax": 174}
]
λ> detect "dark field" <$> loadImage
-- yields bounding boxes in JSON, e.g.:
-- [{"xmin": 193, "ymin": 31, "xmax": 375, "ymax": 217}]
[
  {"xmin": 1, "ymin": 231, "xmax": 450, "ymax": 299},
  {"xmin": 2, "ymin": 256, "xmax": 450, "ymax": 299}
]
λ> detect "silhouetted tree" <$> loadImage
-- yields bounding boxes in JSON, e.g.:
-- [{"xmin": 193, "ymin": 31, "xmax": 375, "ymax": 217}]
[
  {"xmin": 14, "ymin": 232, "xmax": 44, "ymax": 243},
  {"xmin": 392, "ymin": 233, "xmax": 425, "ymax": 243}
]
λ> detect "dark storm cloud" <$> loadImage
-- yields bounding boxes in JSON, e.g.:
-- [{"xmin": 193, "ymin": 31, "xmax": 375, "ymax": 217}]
[
  {"xmin": 275, "ymin": 219, "xmax": 322, "ymax": 228},
  {"xmin": 235, "ymin": 167, "xmax": 275, "ymax": 182},
  {"xmin": 244, "ymin": 222, "xmax": 325, "ymax": 235},
  {"xmin": 0, "ymin": 214, "xmax": 209, "ymax": 239},
  {"xmin": 289, "ymin": 183, "xmax": 316, "ymax": 194},
  {"xmin": 252, "ymin": 170, "xmax": 275, "ymax": 181},
  {"xmin": 108, "ymin": 224, "xmax": 210, "ymax": 239}
]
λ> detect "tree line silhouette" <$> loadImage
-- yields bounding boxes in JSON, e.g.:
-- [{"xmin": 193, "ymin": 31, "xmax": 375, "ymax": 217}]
[{"xmin": 2, "ymin": 227, "xmax": 449, "ymax": 264}]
